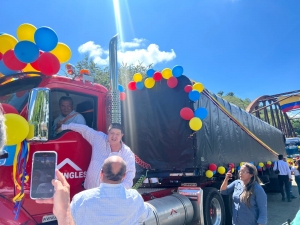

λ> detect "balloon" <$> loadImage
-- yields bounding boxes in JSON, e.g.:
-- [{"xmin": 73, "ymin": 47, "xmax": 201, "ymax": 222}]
[
  {"xmin": 217, "ymin": 166, "xmax": 226, "ymax": 174},
  {"xmin": 30, "ymin": 51, "xmax": 43, "ymax": 71},
  {"xmin": 167, "ymin": 77, "xmax": 178, "ymax": 88},
  {"xmin": 161, "ymin": 68, "xmax": 172, "ymax": 79},
  {"xmin": 259, "ymin": 162, "xmax": 264, "ymax": 167},
  {"xmin": 14, "ymin": 41, "xmax": 39, "ymax": 63},
  {"xmin": 250, "ymin": 162, "xmax": 254, "ymax": 165},
  {"xmin": 118, "ymin": 84, "xmax": 124, "ymax": 92},
  {"xmin": 4, "ymin": 113, "xmax": 29, "ymax": 145},
  {"xmin": 23, "ymin": 63, "xmax": 38, "ymax": 73},
  {"xmin": 120, "ymin": 92, "xmax": 126, "ymax": 101},
  {"xmin": 189, "ymin": 117, "xmax": 202, "ymax": 131},
  {"xmin": 146, "ymin": 69, "xmax": 155, "ymax": 77},
  {"xmin": 153, "ymin": 72, "xmax": 162, "ymax": 81},
  {"xmin": 180, "ymin": 107, "xmax": 194, "ymax": 120},
  {"xmin": 38, "ymin": 52, "xmax": 60, "ymax": 76},
  {"xmin": 188, "ymin": 90, "xmax": 200, "ymax": 102},
  {"xmin": 26, "ymin": 124, "xmax": 34, "ymax": 140},
  {"xmin": 1, "ymin": 103, "xmax": 18, "ymax": 114},
  {"xmin": 133, "ymin": 73, "xmax": 143, "ymax": 82},
  {"xmin": 229, "ymin": 163, "xmax": 235, "ymax": 168},
  {"xmin": 17, "ymin": 23, "xmax": 37, "ymax": 42},
  {"xmin": 266, "ymin": 164, "xmax": 271, "ymax": 168},
  {"xmin": 194, "ymin": 107, "xmax": 208, "ymax": 120},
  {"xmin": 184, "ymin": 85, "xmax": 193, "ymax": 93},
  {"xmin": 172, "ymin": 65, "xmax": 183, "ymax": 77},
  {"xmin": 34, "ymin": 27, "xmax": 58, "ymax": 52},
  {"xmin": 205, "ymin": 170, "xmax": 213, "ymax": 178},
  {"xmin": 0, "ymin": 60, "xmax": 18, "ymax": 76},
  {"xmin": 128, "ymin": 81, "xmax": 136, "ymax": 91},
  {"xmin": 50, "ymin": 42, "xmax": 72, "ymax": 63},
  {"xmin": 0, "ymin": 34, "xmax": 18, "ymax": 54},
  {"xmin": 209, "ymin": 163, "xmax": 217, "ymax": 171},
  {"xmin": 231, "ymin": 168, "xmax": 235, "ymax": 173},
  {"xmin": 240, "ymin": 162, "xmax": 244, "ymax": 167},
  {"xmin": 257, "ymin": 165, "xmax": 261, "ymax": 169},
  {"xmin": 3, "ymin": 50, "xmax": 27, "ymax": 70},
  {"xmin": 193, "ymin": 83, "xmax": 204, "ymax": 92},
  {"xmin": 136, "ymin": 81, "xmax": 144, "ymax": 90},
  {"xmin": 267, "ymin": 161, "xmax": 272, "ymax": 165},
  {"xmin": 237, "ymin": 166, "xmax": 241, "ymax": 171},
  {"xmin": 144, "ymin": 78, "xmax": 155, "ymax": 89},
  {"xmin": 0, "ymin": 52, "xmax": 2, "ymax": 60}
]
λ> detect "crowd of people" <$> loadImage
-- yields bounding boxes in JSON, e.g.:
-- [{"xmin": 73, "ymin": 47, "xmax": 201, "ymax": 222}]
[{"xmin": 1, "ymin": 102, "xmax": 300, "ymax": 225}]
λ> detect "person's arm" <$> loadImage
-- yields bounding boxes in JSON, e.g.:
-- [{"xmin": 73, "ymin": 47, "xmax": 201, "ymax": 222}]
[
  {"xmin": 220, "ymin": 171, "xmax": 235, "ymax": 194},
  {"xmin": 255, "ymin": 185, "xmax": 267, "ymax": 225},
  {"xmin": 123, "ymin": 150, "xmax": 136, "ymax": 189},
  {"xmin": 285, "ymin": 163, "xmax": 292, "ymax": 179},
  {"xmin": 139, "ymin": 202, "xmax": 152, "ymax": 224},
  {"xmin": 273, "ymin": 162, "xmax": 277, "ymax": 171},
  {"xmin": 36, "ymin": 170, "xmax": 75, "ymax": 225},
  {"xmin": 61, "ymin": 123, "xmax": 102, "ymax": 145}
]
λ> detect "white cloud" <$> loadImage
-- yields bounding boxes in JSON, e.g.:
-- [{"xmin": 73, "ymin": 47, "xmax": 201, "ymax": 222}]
[{"xmin": 77, "ymin": 38, "xmax": 176, "ymax": 67}]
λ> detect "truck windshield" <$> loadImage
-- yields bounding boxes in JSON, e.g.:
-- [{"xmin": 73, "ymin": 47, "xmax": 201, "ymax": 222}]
[{"xmin": 0, "ymin": 76, "xmax": 42, "ymax": 113}]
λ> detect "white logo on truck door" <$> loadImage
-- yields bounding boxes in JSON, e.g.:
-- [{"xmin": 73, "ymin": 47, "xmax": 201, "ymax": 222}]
[
  {"xmin": 57, "ymin": 158, "xmax": 87, "ymax": 179},
  {"xmin": 42, "ymin": 214, "xmax": 57, "ymax": 223}
]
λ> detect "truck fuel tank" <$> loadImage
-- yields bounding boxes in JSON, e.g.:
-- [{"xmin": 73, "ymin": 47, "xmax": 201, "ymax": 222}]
[{"xmin": 143, "ymin": 193, "xmax": 194, "ymax": 225}]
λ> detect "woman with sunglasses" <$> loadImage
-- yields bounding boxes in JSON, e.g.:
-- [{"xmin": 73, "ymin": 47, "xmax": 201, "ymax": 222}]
[{"xmin": 220, "ymin": 162, "xmax": 267, "ymax": 225}]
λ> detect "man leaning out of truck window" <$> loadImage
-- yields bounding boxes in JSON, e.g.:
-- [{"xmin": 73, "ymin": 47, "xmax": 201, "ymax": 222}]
[{"xmin": 57, "ymin": 122, "xmax": 136, "ymax": 189}]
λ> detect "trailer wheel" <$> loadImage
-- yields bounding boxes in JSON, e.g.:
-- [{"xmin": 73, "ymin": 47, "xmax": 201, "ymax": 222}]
[{"xmin": 203, "ymin": 187, "xmax": 225, "ymax": 225}]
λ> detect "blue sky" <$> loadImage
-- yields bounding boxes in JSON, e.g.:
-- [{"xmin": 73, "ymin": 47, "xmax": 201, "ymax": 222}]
[{"xmin": 1, "ymin": 0, "xmax": 300, "ymax": 100}]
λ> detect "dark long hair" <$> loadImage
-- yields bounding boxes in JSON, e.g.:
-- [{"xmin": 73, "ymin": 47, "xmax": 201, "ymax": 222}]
[
  {"xmin": 297, "ymin": 160, "xmax": 300, "ymax": 173},
  {"xmin": 241, "ymin": 162, "xmax": 262, "ymax": 207}
]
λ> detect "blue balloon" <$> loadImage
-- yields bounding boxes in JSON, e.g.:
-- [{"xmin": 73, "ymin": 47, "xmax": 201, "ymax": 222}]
[
  {"xmin": 213, "ymin": 171, "xmax": 216, "ymax": 175},
  {"xmin": 118, "ymin": 84, "xmax": 124, "ymax": 92},
  {"xmin": 0, "ymin": 60, "xmax": 18, "ymax": 76},
  {"xmin": 14, "ymin": 41, "xmax": 39, "ymax": 63},
  {"xmin": 237, "ymin": 166, "xmax": 241, "ymax": 171},
  {"xmin": 172, "ymin": 65, "xmax": 183, "ymax": 77},
  {"xmin": 0, "ymin": 145, "xmax": 17, "ymax": 166},
  {"xmin": 257, "ymin": 165, "xmax": 261, "ymax": 169},
  {"xmin": 34, "ymin": 27, "xmax": 58, "ymax": 52},
  {"xmin": 146, "ymin": 69, "xmax": 155, "ymax": 77},
  {"xmin": 250, "ymin": 162, "xmax": 254, "ymax": 165},
  {"xmin": 194, "ymin": 107, "xmax": 208, "ymax": 120},
  {"xmin": 136, "ymin": 81, "xmax": 144, "ymax": 90},
  {"xmin": 188, "ymin": 90, "xmax": 200, "ymax": 102}
]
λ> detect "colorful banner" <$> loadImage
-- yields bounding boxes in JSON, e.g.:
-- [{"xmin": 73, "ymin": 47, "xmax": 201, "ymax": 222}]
[{"xmin": 278, "ymin": 95, "xmax": 300, "ymax": 113}]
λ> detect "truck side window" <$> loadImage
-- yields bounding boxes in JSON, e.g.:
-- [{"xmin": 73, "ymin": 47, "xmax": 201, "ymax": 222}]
[{"xmin": 50, "ymin": 90, "xmax": 96, "ymax": 138}]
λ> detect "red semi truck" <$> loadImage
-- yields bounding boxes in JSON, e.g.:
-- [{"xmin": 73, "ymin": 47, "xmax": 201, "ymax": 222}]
[{"xmin": 0, "ymin": 36, "xmax": 285, "ymax": 225}]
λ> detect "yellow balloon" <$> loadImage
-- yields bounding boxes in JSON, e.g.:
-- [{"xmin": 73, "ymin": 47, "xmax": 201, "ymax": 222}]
[
  {"xmin": 23, "ymin": 63, "xmax": 38, "ymax": 73},
  {"xmin": 258, "ymin": 162, "xmax": 264, "ymax": 167},
  {"xmin": 193, "ymin": 83, "xmax": 204, "ymax": 92},
  {"xmin": 50, "ymin": 42, "xmax": 72, "ymax": 63},
  {"xmin": 218, "ymin": 166, "xmax": 226, "ymax": 175},
  {"xmin": 133, "ymin": 73, "xmax": 143, "ymax": 82},
  {"xmin": 205, "ymin": 170, "xmax": 213, "ymax": 178},
  {"xmin": 267, "ymin": 161, "xmax": 272, "ymax": 165},
  {"xmin": 26, "ymin": 123, "xmax": 35, "ymax": 140},
  {"xmin": 144, "ymin": 78, "xmax": 155, "ymax": 88},
  {"xmin": 240, "ymin": 162, "xmax": 244, "ymax": 167},
  {"xmin": 4, "ymin": 113, "xmax": 29, "ymax": 145},
  {"xmin": 0, "ymin": 34, "xmax": 18, "ymax": 54},
  {"xmin": 17, "ymin": 23, "xmax": 37, "ymax": 42},
  {"xmin": 189, "ymin": 117, "xmax": 202, "ymax": 131},
  {"xmin": 162, "ymin": 68, "xmax": 172, "ymax": 79},
  {"xmin": 231, "ymin": 168, "xmax": 235, "ymax": 173}
]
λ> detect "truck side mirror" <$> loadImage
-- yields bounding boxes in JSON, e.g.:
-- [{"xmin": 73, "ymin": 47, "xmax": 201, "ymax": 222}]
[{"xmin": 27, "ymin": 88, "xmax": 50, "ymax": 141}]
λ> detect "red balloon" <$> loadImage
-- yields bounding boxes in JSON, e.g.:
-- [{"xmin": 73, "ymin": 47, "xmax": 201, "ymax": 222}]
[
  {"xmin": 180, "ymin": 107, "xmax": 194, "ymax": 120},
  {"xmin": 3, "ymin": 50, "xmax": 27, "ymax": 70},
  {"xmin": 0, "ymin": 52, "xmax": 3, "ymax": 60},
  {"xmin": 167, "ymin": 76, "xmax": 178, "ymax": 88},
  {"xmin": 128, "ymin": 81, "xmax": 137, "ymax": 91},
  {"xmin": 1, "ymin": 103, "xmax": 18, "ymax": 114},
  {"xmin": 30, "ymin": 51, "xmax": 43, "ymax": 71},
  {"xmin": 153, "ymin": 72, "xmax": 162, "ymax": 81},
  {"xmin": 38, "ymin": 52, "xmax": 60, "ymax": 76},
  {"xmin": 229, "ymin": 163, "xmax": 235, "ymax": 168},
  {"xmin": 209, "ymin": 163, "xmax": 217, "ymax": 171},
  {"xmin": 184, "ymin": 85, "xmax": 193, "ymax": 93},
  {"xmin": 120, "ymin": 92, "xmax": 126, "ymax": 101}
]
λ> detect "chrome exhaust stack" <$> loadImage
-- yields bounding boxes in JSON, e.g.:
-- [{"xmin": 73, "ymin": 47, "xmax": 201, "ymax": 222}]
[{"xmin": 107, "ymin": 34, "xmax": 121, "ymax": 125}]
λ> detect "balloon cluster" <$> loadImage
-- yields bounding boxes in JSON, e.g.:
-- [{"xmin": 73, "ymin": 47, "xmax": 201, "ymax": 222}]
[
  {"xmin": 239, "ymin": 161, "xmax": 273, "ymax": 172},
  {"xmin": 118, "ymin": 84, "xmax": 126, "ymax": 101},
  {"xmin": 127, "ymin": 65, "xmax": 184, "ymax": 91},
  {"xmin": 205, "ymin": 163, "xmax": 234, "ymax": 178},
  {"xmin": 0, "ymin": 23, "xmax": 72, "ymax": 77}
]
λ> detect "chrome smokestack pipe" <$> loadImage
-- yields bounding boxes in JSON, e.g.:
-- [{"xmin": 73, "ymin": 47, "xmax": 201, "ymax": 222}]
[{"xmin": 107, "ymin": 34, "xmax": 121, "ymax": 125}]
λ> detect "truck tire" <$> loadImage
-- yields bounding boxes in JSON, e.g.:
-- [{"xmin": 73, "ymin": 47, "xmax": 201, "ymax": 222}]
[
  {"xmin": 203, "ymin": 187, "xmax": 225, "ymax": 225},
  {"xmin": 222, "ymin": 194, "xmax": 233, "ymax": 225}
]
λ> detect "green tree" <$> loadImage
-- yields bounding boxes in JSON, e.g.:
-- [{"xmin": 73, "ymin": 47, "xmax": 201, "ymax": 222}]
[
  {"xmin": 291, "ymin": 119, "xmax": 300, "ymax": 136},
  {"xmin": 226, "ymin": 92, "xmax": 235, "ymax": 96},
  {"xmin": 221, "ymin": 95, "xmax": 252, "ymax": 110},
  {"xmin": 217, "ymin": 91, "xmax": 224, "ymax": 96}
]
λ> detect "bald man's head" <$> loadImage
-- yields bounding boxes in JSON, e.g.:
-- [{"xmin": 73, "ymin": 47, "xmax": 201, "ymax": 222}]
[{"xmin": 101, "ymin": 156, "xmax": 127, "ymax": 184}]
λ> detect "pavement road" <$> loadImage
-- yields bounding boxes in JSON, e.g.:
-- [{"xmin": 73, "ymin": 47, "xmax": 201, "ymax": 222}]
[{"xmin": 267, "ymin": 180, "xmax": 300, "ymax": 225}]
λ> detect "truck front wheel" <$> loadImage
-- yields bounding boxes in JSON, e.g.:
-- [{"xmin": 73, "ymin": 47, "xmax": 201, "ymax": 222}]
[{"xmin": 203, "ymin": 187, "xmax": 225, "ymax": 225}]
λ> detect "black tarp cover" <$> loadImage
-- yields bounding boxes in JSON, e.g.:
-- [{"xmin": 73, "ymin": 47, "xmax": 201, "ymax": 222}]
[{"xmin": 121, "ymin": 75, "xmax": 286, "ymax": 171}]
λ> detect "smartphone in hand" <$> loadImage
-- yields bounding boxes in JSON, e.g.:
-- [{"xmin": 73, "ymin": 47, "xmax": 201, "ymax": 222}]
[{"xmin": 30, "ymin": 151, "xmax": 57, "ymax": 199}]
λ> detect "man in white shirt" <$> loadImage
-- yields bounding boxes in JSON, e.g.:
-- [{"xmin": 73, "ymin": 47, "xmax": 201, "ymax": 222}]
[
  {"xmin": 53, "ymin": 96, "xmax": 86, "ymax": 135},
  {"xmin": 273, "ymin": 154, "xmax": 292, "ymax": 202}
]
